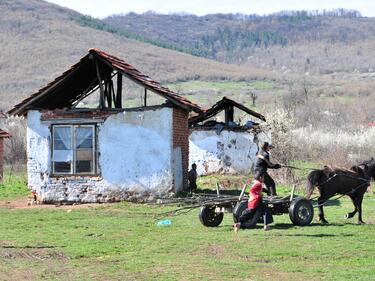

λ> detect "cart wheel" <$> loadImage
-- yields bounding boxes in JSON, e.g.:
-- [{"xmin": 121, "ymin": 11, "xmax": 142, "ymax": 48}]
[
  {"xmin": 199, "ymin": 205, "xmax": 224, "ymax": 227},
  {"xmin": 233, "ymin": 200, "xmax": 248, "ymax": 223},
  {"xmin": 289, "ymin": 198, "xmax": 314, "ymax": 226},
  {"xmin": 233, "ymin": 200, "xmax": 261, "ymax": 228}
]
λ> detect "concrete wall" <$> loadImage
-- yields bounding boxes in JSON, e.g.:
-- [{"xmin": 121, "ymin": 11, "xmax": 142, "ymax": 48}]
[
  {"xmin": 189, "ymin": 129, "xmax": 269, "ymax": 175},
  {"xmin": 27, "ymin": 108, "xmax": 178, "ymax": 203}
]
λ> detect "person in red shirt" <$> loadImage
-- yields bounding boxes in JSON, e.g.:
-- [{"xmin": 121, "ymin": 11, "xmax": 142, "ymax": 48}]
[{"xmin": 234, "ymin": 172, "xmax": 273, "ymax": 232}]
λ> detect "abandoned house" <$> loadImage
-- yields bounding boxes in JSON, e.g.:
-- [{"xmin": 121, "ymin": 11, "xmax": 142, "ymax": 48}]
[
  {"xmin": 189, "ymin": 97, "xmax": 269, "ymax": 175},
  {"xmin": 9, "ymin": 48, "xmax": 202, "ymax": 203},
  {"xmin": 0, "ymin": 129, "xmax": 11, "ymax": 182}
]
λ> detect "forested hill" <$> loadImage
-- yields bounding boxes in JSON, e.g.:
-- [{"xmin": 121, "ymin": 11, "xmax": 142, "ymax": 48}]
[
  {"xmin": 104, "ymin": 10, "xmax": 375, "ymax": 75},
  {"xmin": 0, "ymin": 0, "xmax": 266, "ymax": 111}
]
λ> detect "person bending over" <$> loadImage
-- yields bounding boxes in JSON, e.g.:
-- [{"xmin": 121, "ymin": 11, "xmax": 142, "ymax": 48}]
[
  {"xmin": 233, "ymin": 172, "xmax": 273, "ymax": 232},
  {"xmin": 253, "ymin": 142, "xmax": 281, "ymax": 196}
]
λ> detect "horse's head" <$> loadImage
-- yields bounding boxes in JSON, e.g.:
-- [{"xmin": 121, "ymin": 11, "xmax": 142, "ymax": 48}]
[
  {"xmin": 359, "ymin": 158, "xmax": 375, "ymax": 181},
  {"xmin": 350, "ymin": 164, "xmax": 369, "ymax": 179}
]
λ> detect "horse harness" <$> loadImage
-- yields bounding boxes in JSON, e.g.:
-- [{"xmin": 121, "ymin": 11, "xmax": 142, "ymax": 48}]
[{"xmin": 313, "ymin": 172, "xmax": 371, "ymax": 208}]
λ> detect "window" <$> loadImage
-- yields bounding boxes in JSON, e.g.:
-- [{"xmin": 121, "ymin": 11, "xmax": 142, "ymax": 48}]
[{"xmin": 52, "ymin": 125, "xmax": 96, "ymax": 175}]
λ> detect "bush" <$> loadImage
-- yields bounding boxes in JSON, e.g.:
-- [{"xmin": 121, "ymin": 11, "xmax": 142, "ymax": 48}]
[
  {"xmin": 261, "ymin": 109, "xmax": 299, "ymax": 185},
  {"xmin": 0, "ymin": 116, "xmax": 27, "ymax": 166}
]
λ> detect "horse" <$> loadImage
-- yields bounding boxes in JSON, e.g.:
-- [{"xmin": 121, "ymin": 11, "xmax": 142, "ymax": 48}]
[
  {"xmin": 359, "ymin": 157, "xmax": 375, "ymax": 181},
  {"xmin": 306, "ymin": 159, "xmax": 374, "ymax": 224}
]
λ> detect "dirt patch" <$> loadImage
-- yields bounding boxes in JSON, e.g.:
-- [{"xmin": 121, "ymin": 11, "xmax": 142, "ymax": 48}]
[
  {"xmin": 258, "ymin": 268, "xmax": 318, "ymax": 281},
  {"xmin": 0, "ymin": 196, "xmax": 110, "ymax": 210},
  {"xmin": 204, "ymin": 244, "xmax": 227, "ymax": 256},
  {"xmin": 0, "ymin": 248, "xmax": 69, "ymax": 261},
  {"xmin": 0, "ymin": 268, "xmax": 36, "ymax": 281}
]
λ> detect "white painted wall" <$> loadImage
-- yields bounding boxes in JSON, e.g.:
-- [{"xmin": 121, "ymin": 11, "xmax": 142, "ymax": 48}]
[
  {"xmin": 26, "ymin": 108, "xmax": 178, "ymax": 203},
  {"xmin": 27, "ymin": 110, "xmax": 50, "ymax": 190},
  {"xmin": 189, "ymin": 129, "xmax": 269, "ymax": 175},
  {"xmin": 98, "ymin": 108, "xmax": 174, "ymax": 194}
]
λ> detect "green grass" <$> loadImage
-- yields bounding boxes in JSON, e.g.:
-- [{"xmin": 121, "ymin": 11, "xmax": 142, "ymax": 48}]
[
  {"xmin": 0, "ymin": 170, "xmax": 28, "ymax": 199},
  {"xmin": 1, "ymin": 174, "xmax": 375, "ymax": 280},
  {"xmin": 167, "ymin": 80, "xmax": 275, "ymax": 92}
]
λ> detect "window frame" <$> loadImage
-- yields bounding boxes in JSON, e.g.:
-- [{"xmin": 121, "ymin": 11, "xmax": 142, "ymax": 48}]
[{"xmin": 51, "ymin": 124, "xmax": 97, "ymax": 176}]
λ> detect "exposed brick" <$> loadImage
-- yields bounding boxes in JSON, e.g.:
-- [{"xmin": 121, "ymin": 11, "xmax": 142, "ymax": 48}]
[
  {"xmin": 40, "ymin": 110, "xmax": 117, "ymax": 120},
  {"xmin": 173, "ymin": 107, "xmax": 189, "ymax": 191}
]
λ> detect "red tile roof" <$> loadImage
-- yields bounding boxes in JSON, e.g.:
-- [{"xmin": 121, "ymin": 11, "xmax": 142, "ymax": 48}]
[
  {"xmin": 0, "ymin": 129, "xmax": 11, "ymax": 138},
  {"xmin": 8, "ymin": 49, "xmax": 203, "ymax": 116}
]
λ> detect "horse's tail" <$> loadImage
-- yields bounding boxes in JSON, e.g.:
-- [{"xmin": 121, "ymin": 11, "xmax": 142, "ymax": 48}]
[{"xmin": 306, "ymin": 170, "xmax": 324, "ymax": 199}]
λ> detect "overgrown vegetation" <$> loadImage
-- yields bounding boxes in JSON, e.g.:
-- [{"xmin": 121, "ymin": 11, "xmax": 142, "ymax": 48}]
[{"xmin": 0, "ymin": 169, "xmax": 28, "ymax": 199}]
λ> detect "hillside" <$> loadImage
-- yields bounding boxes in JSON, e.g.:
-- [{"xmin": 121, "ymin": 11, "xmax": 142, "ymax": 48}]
[
  {"xmin": 104, "ymin": 11, "xmax": 375, "ymax": 75},
  {"xmin": 1, "ymin": 1, "xmax": 374, "ymax": 129},
  {"xmin": 0, "ymin": 0, "xmax": 274, "ymax": 111}
]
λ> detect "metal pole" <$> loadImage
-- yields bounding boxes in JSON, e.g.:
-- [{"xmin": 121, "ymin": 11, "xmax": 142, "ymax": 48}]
[{"xmin": 290, "ymin": 184, "xmax": 296, "ymax": 202}]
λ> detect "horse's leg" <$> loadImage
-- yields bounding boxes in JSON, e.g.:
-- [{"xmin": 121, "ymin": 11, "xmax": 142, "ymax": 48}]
[
  {"xmin": 344, "ymin": 195, "xmax": 357, "ymax": 219},
  {"xmin": 317, "ymin": 195, "xmax": 329, "ymax": 224},
  {"xmin": 356, "ymin": 194, "xmax": 365, "ymax": 224}
]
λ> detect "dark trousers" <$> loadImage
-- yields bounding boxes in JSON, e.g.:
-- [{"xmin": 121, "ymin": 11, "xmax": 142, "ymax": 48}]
[
  {"xmin": 189, "ymin": 182, "xmax": 197, "ymax": 193},
  {"xmin": 263, "ymin": 172, "xmax": 277, "ymax": 196},
  {"xmin": 238, "ymin": 202, "xmax": 273, "ymax": 229}
]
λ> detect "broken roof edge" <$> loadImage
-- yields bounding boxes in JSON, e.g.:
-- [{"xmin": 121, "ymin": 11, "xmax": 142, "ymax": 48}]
[
  {"xmin": 0, "ymin": 129, "xmax": 11, "ymax": 138},
  {"xmin": 89, "ymin": 49, "xmax": 203, "ymax": 113},
  {"xmin": 189, "ymin": 96, "xmax": 266, "ymax": 125},
  {"xmin": 8, "ymin": 48, "xmax": 203, "ymax": 116}
]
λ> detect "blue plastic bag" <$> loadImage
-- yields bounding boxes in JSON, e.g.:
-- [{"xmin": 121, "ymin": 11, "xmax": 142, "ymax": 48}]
[{"xmin": 157, "ymin": 219, "xmax": 172, "ymax": 226}]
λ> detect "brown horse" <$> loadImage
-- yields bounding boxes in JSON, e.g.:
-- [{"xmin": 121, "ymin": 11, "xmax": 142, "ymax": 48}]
[{"xmin": 306, "ymin": 159, "xmax": 374, "ymax": 224}]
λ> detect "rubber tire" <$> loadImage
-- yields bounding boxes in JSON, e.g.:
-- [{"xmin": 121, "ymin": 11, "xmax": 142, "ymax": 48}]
[
  {"xmin": 233, "ymin": 200, "xmax": 248, "ymax": 223},
  {"xmin": 199, "ymin": 205, "xmax": 224, "ymax": 227},
  {"xmin": 233, "ymin": 200, "xmax": 262, "ymax": 229},
  {"xmin": 289, "ymin": 198, "xmax": 314, "ymax": 226}
]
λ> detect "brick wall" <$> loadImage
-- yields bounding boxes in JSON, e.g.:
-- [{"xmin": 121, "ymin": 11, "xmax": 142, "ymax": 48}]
[
  {"xmin": 173, "ymin": 107, "xmax": 189, "ymax": 191},
  {"xmin": 0, "ymin": 138, "xmax": 3, "ymax": 182},
  {"xmin": 40, "ymin": 110, "xmax": 116, "ymax": 120}
]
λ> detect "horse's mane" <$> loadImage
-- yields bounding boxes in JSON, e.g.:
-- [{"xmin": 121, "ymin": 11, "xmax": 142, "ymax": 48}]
[{"xmin": 323, "ymin": 165, "xmax": 357, "ymax": 177}]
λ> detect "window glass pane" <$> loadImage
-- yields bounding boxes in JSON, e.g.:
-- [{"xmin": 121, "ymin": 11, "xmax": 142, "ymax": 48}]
[
  {"xmin": 76, "ymin": 127, "xmax": 93, "ymax": 149},
  {"xmin": 54, "ymin": 162, "xmax": 71, "ymax": 173},
  {"xmin": 54, "ymin": 127, "xmax": 72, "ymax": 150},
  {"xmin": 76, "ymin": 160, "xmax": 92, "ymax": 173},
  {"xmin": 53, "ymin": 126, "xmax": 72, "ymax": 173},
  {"xmin": 75, "ymin": 126, "xmax": 94, "ymax": 173}
]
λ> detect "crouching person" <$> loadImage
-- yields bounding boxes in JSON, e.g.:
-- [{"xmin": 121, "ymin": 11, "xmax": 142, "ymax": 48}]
[{"xmin": 234, "ymin": 172, "xmax": 273, "ymax": 232}]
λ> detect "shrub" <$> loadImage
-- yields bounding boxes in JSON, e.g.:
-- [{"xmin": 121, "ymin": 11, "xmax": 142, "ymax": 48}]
[{"xmin": 0, "ymin": 116, "xmax": 27, "ymax": 166}]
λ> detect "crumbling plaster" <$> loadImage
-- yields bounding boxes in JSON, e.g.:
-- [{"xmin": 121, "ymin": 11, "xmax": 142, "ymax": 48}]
[{"xmin": 189, "ymin": 129, "xmax": 269, "ymax": 175}]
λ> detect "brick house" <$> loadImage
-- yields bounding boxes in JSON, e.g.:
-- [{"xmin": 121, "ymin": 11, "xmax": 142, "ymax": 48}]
[
  {"xmin": 189, "ymin": 97, "xmax": 269, "ymax": 175},
  {"xmin": 0, "ymin": 129, "xmax": 11, "ymax": 182},
  {"xmin": 9, "ymin": 49, "xmax": 202, "ymax": 203}
]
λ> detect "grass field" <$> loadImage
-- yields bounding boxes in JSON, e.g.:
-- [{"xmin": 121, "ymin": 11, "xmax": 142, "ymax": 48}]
[
  {"xmin": 166, "ymin": 80, "xmax": 280, "ymax": 109},
  {"xmin": 1, "ymin": 172, "xmax": 375, "ymax": 280},
  {"xmin": 167, "ymin": 81, "xmax": 275, "ymax": 92}
]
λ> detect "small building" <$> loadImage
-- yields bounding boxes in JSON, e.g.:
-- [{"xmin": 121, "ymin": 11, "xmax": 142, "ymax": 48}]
[
  {"xmin": 9, "ymin": 49, "xmax": 202, "ymax": 203},
  {"xmin": 0, "ymin": 129, "xmax": 11, "ymax": 182},
  {"xmin": 189, "ymin": 97, "xmax": 268, "ymax": 175}
]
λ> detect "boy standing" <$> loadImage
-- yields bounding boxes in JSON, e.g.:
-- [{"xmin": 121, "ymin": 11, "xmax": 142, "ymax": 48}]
[{"xmin": 188, "ymin": 163, "xmax": 198, "ymax": 193}]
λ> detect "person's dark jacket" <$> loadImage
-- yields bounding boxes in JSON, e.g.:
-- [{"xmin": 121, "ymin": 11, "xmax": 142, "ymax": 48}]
[{"xmin": 254, "ymin": 149, "xmax": 280, "ymax": 173}]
